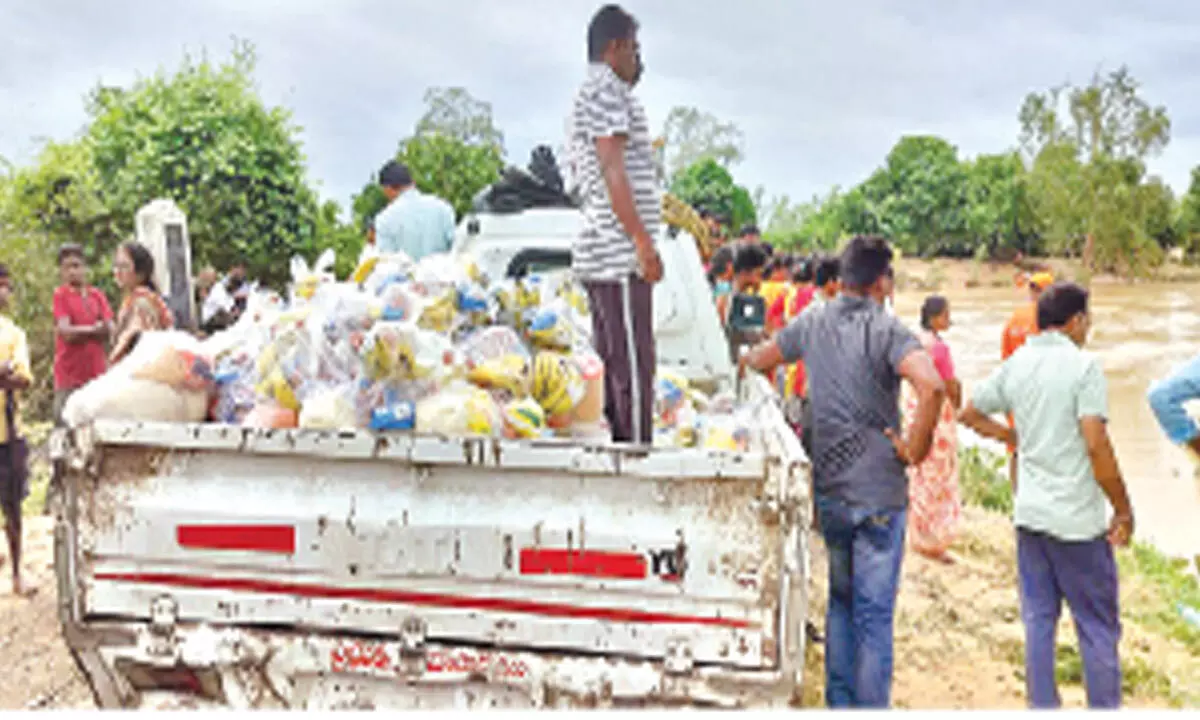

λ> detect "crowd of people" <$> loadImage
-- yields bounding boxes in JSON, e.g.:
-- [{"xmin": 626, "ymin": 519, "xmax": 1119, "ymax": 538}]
[
  {"xmin": 1, "ymin": 239, "xmax": 179, "ymax": 597},
  {"xmin": 570, "ymin": 4, "xmax": 1190, "ymax": 711}
]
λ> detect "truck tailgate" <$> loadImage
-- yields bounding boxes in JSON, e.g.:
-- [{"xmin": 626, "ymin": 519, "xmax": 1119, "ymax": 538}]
[{"xmin": 70, "ymin": 415, "xmax": 805, "ymax": 672}]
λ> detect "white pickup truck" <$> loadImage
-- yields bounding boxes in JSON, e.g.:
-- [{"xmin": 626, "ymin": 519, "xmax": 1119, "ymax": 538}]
[{"xmin": 53, "ymin": 208, "xmax": 812, "ymax": 710}]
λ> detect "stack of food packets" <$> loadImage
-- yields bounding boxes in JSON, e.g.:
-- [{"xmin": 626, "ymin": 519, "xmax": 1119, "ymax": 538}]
[{"xmin": 200, "ymin": 246, "xmax": 754, "ymax": 450}]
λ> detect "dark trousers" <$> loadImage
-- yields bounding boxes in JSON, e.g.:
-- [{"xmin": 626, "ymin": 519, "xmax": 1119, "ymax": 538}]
[
  {"xmin": 583, "ymin": 276, "xmax": 655, "ymax": 445},
  {"xmin": 1017, "ymin": 528, "xmax": 1122, "ymax": 709},
  {"xmin": 815, "ymin": 494, "xmax": 907, "ymax": 708}
]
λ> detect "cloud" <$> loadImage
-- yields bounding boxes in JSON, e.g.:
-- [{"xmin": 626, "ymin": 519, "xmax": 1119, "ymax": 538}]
[{"xmin": 1, "ymin": 0, "xmax": 1197, "ymax": 214}]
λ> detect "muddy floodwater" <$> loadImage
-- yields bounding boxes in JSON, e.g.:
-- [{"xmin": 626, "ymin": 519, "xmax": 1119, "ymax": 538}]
[{"xmin": 893, "ymin": 282, "xmax": 1200, "ymax": 559}]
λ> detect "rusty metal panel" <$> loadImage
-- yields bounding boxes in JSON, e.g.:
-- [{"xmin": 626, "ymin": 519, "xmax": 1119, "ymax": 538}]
[
  {"xmin": 68, "ymin": 376, "xmax": 807, "ymax": 682},
  {"xmin": 78, "ymin": 448, "xmax": 780, "ymax": 668}
]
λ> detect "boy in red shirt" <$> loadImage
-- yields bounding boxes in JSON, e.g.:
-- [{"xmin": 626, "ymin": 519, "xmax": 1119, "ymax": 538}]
[
  {"xmin": 53, "ymin": 244, "xmax": 113, "ymax": 416},
  {"xmin": 51, "ymin": 245, "xmax": 113, "ymax": 508}
]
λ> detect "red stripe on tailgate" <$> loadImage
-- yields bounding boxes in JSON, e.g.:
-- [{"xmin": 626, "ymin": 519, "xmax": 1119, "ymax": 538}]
[
  {"xmin": 519, "ymin": 548, "xmax": 647, "ymax": 579},
  {"xmin": 92, "ymin": 572, "xmax": 753, "ymax": 628},
  {"xmin": 176, "ymin": 525, "xmax": 296, "ymax": 554}
]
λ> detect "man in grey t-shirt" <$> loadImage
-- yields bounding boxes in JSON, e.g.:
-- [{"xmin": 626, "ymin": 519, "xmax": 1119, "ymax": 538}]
[{"xmin": 740, "ymin": 235, "xmax": 945, "ymax": 709}]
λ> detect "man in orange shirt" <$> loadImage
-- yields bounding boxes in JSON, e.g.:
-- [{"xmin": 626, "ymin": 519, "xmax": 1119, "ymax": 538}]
[
  {"xmin": 1002, "ymin": 271, "xmax": 1054, "ymax": 360},
  {"xmin": 1000, "ymin": 271, "xmax": 1054, "ymax": 487}
]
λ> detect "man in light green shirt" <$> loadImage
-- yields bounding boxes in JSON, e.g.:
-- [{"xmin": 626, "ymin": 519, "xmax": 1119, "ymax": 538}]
[
  {"xmin": 373, "ymin": 161, "xmax": 456, "ymax": 262},
  {"xmin": 959, "ymin": 281, "xmax": 1133, "ymax": 710}
]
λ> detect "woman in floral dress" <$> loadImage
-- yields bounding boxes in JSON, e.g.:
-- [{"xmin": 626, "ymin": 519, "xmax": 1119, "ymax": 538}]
[{"xmin": 903, "ymin": 295, "xmax": 962, "ymax": 562}]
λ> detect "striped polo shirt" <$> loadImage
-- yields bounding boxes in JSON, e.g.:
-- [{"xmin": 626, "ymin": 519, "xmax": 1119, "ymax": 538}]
[{"xmin": 567, "ymin": 63, "xmax": 661, "ymax": 281}]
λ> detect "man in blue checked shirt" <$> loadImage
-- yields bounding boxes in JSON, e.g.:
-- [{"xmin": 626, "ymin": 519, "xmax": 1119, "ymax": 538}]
[
  {"xmin": 1147, "ymin": 354, "xmax": 1200, "ymax": 458},
  {"xmin": 373, "ymin": 161, "xmax": 456, "ymax": 262}
]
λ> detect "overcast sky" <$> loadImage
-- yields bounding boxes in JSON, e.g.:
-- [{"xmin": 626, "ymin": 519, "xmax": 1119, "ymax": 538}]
[{"xmin": 2, "ymin": 0, "xmax": 1199, "ymax": 217}]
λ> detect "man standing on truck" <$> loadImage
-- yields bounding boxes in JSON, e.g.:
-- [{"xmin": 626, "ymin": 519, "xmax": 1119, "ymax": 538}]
[
  {"xmin": 373, "ymin": 160, "xmax": 456, "ymax": 262},
  {"xmin": 569, "ymin": 4, "xmax": 662, "ymax": 445},
  {"xmin": 739, "ymin": 236, "xmax": 946, "ymax": 708},
  {"xmin": 0, "ymin": 263, "xmax": 35, "ymax": 597}
]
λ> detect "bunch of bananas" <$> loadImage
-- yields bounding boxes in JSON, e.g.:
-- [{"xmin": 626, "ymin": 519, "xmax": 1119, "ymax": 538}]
[
  {"xmin": 416, "ymin": 290, "xmax": 458, "ymax": 333},
  {"xmin": 662, "ymin": 192, "xmax": 712, "ymax": 259},
  {"xmin": 531, "ymin": 351, "xmax": 583, "ymax": 418}
]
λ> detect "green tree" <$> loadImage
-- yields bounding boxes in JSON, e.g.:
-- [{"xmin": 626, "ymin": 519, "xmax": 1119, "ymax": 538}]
[
  {"xmin": 0, "ymin": 140, "xmax": 112, "ymax": 418},
  {"xmin": 1018, "ymin": 66, "xmax": 1171, "ymax": 274},
  {"xmin": 670, "ymin": 157, "xmax": 756, "ymax": 232},
  {"xmin": 85, "ymin": 40, "xmax": 321, "ymax": 286},
  {"xmin": 1140, "ymin": 177, "xmax": 1177, "ymax": 248},
  {"xmin": 415, "ymin": 87, "xmax": 504, "ymax": 149},
  {"xmin": 963, "ymin": 151, "xmax": 1035, "ymax": 255},
  {"xmin": 660, "ymin": 106, "xmax": 744, "ymax": 180},
  {"xmin": 866, "ymin": 135, "xmax": 971, "ymax": 256},
  {"xmin": 315, "ymin": 199, "xmax": 364, "ymax": 279},
  {"xmin": 352, "ymin": 88, "xmax": 506, "ymax": 231},
  {"xmin": 1177, "ymin": 166, "xmax": 1200, "ymax": 252}
]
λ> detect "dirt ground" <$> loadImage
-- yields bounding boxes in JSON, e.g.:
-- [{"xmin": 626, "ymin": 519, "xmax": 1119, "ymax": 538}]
[
  {"xmin": 1, "ymin": 508, "xmax": 1193, "ymax": 710},
  {"xmin": 802, "ymin": 505, "xmax": 1197, "ymax": 709},
  {"xmin": 0, "ymin": 517, "xmax": 95, "ymax": 709}
]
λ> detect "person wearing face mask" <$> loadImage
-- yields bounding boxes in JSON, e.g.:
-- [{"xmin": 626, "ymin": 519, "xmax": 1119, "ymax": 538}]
[
  {"xmin": 707, "ymin": 245, "xmax": 735, "ymax": 299},
  {"xmin": 959, "ymin": 282, "xmax": 1132, "ymax": 710},
  {"xmin": 716, "ymin": 243, "xmax": 768, "ymax": 329},
  {"xmin": 568, "ymin": 4, "xmax": 661, "ymax": 445}
]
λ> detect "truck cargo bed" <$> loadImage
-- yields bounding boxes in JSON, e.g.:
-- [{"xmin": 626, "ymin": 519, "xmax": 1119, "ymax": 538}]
[{"xmin": 56, "ymin": 377, "xmax": 811, "ymax": 709}]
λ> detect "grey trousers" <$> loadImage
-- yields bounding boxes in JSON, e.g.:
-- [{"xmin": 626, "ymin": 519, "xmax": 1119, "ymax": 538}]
[{"xmin": 583, "ymin": 276, "xmax": 655, "ymax": 445}]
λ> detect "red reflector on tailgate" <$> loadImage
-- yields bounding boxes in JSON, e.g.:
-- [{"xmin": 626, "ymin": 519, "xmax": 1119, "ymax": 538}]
[
  {"xmin": 519, "ymin": 548, "xmax": 647, "ymax": 580},
  {"xmin": 177, "ymin": 524, "xmax": 295, "ymax": 554}
]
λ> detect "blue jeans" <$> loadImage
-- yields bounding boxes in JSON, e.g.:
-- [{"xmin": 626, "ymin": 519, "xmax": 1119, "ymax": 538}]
[
  {"xmin": 815, "ymin": 494, "xmax": 907, "ymax": 709},
  {"xmin": 1147, "ymin": 353, "xmax": 1200, "ymax": 445},
  {"xmin": 1017, "ymin": 529, "xmax": 1122, "ymax": 709}
]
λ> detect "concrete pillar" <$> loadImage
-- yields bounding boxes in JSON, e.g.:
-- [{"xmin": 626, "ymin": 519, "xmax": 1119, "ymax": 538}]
[{"xmin": 134, "ymin": 199, "xmax": 195, "ymax": 330}]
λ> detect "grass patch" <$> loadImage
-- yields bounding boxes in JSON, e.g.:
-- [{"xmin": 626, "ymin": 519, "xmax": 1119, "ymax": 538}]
[
  {"xmin": 959, "ymin": 446, "xmax": 1014, "ymax": 515},
  {"xmin": 1054, "ymin": 646, "xmax": 1181, "ymax": 706},
  {"xmin": 1117, "ymin": 543, "xmax": 1200, "ymax": 655},
  {"xmin": 959, "ymin": 446, "xmax": 1200, "ymax": 707}
]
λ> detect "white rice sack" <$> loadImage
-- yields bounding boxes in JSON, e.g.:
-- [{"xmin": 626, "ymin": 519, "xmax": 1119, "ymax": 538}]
[
  {"xmin": 62, "ymin": 330, "xmax": 212, "ymax": 428},
  {"xmin": 62, "ymin": 377, "xmax": 209, "ymax": 428}
]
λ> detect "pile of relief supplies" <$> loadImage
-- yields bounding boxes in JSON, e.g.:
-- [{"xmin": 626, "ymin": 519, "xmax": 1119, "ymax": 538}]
[{"xmin": 62, "ymin": 247, "xmax": 754, "ymax": 450}]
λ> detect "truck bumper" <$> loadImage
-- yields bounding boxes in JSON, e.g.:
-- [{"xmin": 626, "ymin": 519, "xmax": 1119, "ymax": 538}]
[{"xmin": 73, "ymin": 623, "xmax": 802, "ymax": 710}]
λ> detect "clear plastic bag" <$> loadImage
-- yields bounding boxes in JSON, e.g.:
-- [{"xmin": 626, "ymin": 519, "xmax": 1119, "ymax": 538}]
[
  {"xmin": 530, "ymin": 351, "xmax": 585, "ymax": 420},
  {"xmin": 700, "ymin": 412, "xmax": 751, "ymax": 452},
  {"xmin": 467, "ymin": 352, "xmax": 531, "ymax": 400},
  {"xmin": 298, "ymin": 382, "xmax": 358, "ymax": 430},
  {"xmin": 654, "ymin": 371, "xmax": 690, "ymax": 428},
  {"xmin": 460, "ymin": 326, "xmax": 529, "ymax": 368},
  {"xmin": 416, "ymin": 382, "xmax": 502, "ymax": 437},
  {"xmin": 361, "ymin": 321, "xmax": 451, "ymax": 384},
  {"xmin": 502, "ymin": 397, "xmax": 546, "ymax": 439},
  {"xmin": 290, "ymin": 248, "xmax": 337, "ymax": 303}
]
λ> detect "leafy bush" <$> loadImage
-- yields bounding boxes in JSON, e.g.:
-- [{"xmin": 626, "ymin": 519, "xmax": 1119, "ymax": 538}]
[
  {"xmin": 958, "ymin": 445, "xmax": 1014, "ymax": 515},
  {"xmin": 85, "ymin": 40, "xmax": 321, "ymax": 286}
]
